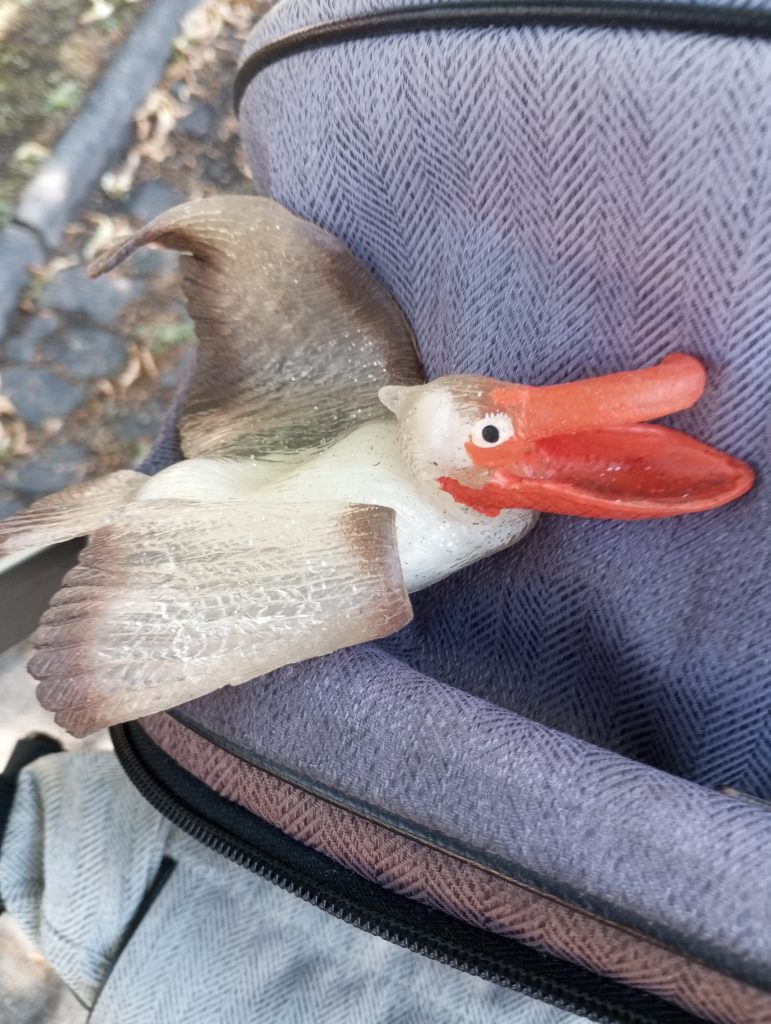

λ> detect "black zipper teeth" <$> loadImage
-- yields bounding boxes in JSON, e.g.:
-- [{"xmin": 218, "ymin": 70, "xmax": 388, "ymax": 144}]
[
  {"xmin": 111, "ymin": 725, "xmax": 554, "ymax": 992},
  {"xmin": 111, "ymin": 724, "xmax": 705, "ymax": 1024},
  {"xmin": 234, "ymin": 0, "xmax": 771, "ymax": 111}
]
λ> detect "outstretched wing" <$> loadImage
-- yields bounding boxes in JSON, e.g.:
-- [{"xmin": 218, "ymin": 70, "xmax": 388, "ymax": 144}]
[
  {"xmin": 90, "ymin": 196, "xmax": 424, "ymax": 459},
  {"xmin": 0, "ymin": 471, "xmax": 145, "ymax": 554},
  {"xmin": 30, "ymin": 498, "xmax": 412, "ymax": 736}
]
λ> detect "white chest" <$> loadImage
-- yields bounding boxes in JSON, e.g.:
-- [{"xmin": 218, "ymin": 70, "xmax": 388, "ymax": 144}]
[{"xmin": 136, "ymin": 421, "xmax": 537, "ymax": 592}]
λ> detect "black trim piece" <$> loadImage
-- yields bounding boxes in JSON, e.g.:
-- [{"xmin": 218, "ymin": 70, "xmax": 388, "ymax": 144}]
[
  {"xmin": 87, "ymin": 856, "xmax": 177, "ymax": 1020},
  {"xmin": 109, "ymin": 856, "xmax": 177, "ymax": 966},
  {"xmin": 0, "ymin": 733, "xmax": 63, "ymax": 913},
  {"xmin": 0, "ymin": 734, "xmax": 91, "ymax": 1012},
  {"xmin": 234, "ymin": 0, "xmax": 771, "ymax": 111},
  {"xmin": 112, "ymin": 721, "xmax": 712, "ymax": 1024},
  {"xmin": 0, "ymin": 538, "xmax": 83, "ymax": 654}
]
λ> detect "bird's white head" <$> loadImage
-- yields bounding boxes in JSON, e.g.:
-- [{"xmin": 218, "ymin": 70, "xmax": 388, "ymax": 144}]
[{"xmin": 379, "ymin": 376, "xmax": 508, "ymax": 498}]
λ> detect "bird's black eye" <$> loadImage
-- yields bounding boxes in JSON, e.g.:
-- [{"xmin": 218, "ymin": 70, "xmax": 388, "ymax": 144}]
[{"xmin": 471, "ymin": 413, "xmax": 514, "ymax": 448}]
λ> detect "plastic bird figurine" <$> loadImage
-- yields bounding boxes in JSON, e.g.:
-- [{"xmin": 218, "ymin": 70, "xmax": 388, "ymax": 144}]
[{"xmin": 0, "ymin": 197, "xmax": 754, "ymax": 736}]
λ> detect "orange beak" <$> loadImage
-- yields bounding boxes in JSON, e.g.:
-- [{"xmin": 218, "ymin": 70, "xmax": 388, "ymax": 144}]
[{"xmin": 439, "ymin": 354, "xmax": 755, "ymax": 519}]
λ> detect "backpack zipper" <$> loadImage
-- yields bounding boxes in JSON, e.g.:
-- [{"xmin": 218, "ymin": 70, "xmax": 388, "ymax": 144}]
[
  {"xmin": 111, "ymin": 721, "xmax": 708, "ymax": 1024},
  {"xmin": 234, "ymin": 0, "xmax": 771, "ymax": 112}
]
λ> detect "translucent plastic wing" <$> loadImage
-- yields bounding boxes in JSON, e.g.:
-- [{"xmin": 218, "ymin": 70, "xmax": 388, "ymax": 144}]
[
  {"xmin": 0, "ymin": 471, "xmax": 145, "ymax": 554},
  {"xmin": 29, "ymin": 499, "xmax": 412, "ymax": 736},
  {"xmin": 89, "ymin": 196, "xmax": 424, "ymax": 459}
]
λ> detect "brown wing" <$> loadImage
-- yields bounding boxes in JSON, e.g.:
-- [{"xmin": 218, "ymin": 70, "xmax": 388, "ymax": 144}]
[
  {"xmin": 0, "ymin": 471, "xmax": 145, "ymax": 554},
  {"xmin": 30, "ymin": 498, "xmax": 412, "ymax": 736},
  {"xmin": 90, "ymin": 196, "xmax": 424, "ymax": 459}
]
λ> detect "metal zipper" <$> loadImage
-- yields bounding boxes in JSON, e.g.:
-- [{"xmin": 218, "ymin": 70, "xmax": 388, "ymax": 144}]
[{"xmin": 111, "ymin": 722, "xmax": 707, "ymax": 1024}]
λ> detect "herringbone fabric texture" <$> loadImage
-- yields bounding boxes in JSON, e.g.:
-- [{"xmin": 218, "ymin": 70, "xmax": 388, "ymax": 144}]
[
  {"xmin": 233, "ymin": 1, "xmax": 771, "ymax": 797},
  {"xmin": 129, "ymin": 4, "xmax": 771, "ymax": 1015},
  {"xmin": 142, "ymin": 712, "xmax": 771, "ymax": 1024},
  {"xmin": 0, "ymin": 751, "xmax": 587, "ymax": 1023}
]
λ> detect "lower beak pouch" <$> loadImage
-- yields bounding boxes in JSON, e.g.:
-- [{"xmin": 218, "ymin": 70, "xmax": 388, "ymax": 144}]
[{"xmin": 442, "ymin": 424, "xmax": 755, "ymax": 519}]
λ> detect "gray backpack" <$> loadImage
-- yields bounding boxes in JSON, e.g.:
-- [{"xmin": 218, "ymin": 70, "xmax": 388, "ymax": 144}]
[{"xmin": 2, "ymin": 2, "xmax": 769, "ymax": 1022}]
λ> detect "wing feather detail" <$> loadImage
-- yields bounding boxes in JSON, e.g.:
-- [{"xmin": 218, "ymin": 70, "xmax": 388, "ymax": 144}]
[
  {"xmin": 29, "ymin": 498, "xmax": 412, "ymax": 736},
  {"xmin": 0, "ymin": 471, "xmax": 145, "ymax": 554},
  {"xmin": 89, "ymin": 196, "xmax": 424, "ymax": 459}
]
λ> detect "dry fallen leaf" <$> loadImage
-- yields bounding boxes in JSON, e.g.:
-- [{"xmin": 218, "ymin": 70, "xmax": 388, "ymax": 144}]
[
  {"xmin": 80, "ymin": 0, "xmax": 115, "ymax": 26},
  {"xmin": 41, "ymin": 417, "xmax": 64, "ymax": 437},
  {"xmin": 137, "ymin": 345, "xmax": 159, "ymax": 380},
  {"xmin": 0, "ymin": 416, "xmax": 30, "ymax": 459},
  {"xmin": 83, "ymin": 213, "xmax": 132, "ymax": 262},
  {"xmin": 117, "ymin": 344, "xmax": 143, "ymax": 390}
]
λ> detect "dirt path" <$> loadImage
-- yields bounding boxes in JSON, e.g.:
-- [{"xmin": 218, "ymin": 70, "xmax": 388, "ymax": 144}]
[{"xmin": 1, "ymin": 0, "xmax": 268, "ymax": 517}]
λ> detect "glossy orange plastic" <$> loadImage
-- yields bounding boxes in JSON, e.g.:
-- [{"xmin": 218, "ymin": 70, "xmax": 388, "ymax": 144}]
[
  {"xmin": 489, "ymin": 353, "xmax": 707, "ymax": 443},
  {"xmin": 440, "ymin": 355, "xmax": 755, "ymax": 518}
]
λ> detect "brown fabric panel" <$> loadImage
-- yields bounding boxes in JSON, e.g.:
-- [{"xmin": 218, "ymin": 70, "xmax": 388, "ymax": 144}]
[{"xmin": 140, "ymin": 713, "xmax": 771, "ymax": 1024}]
